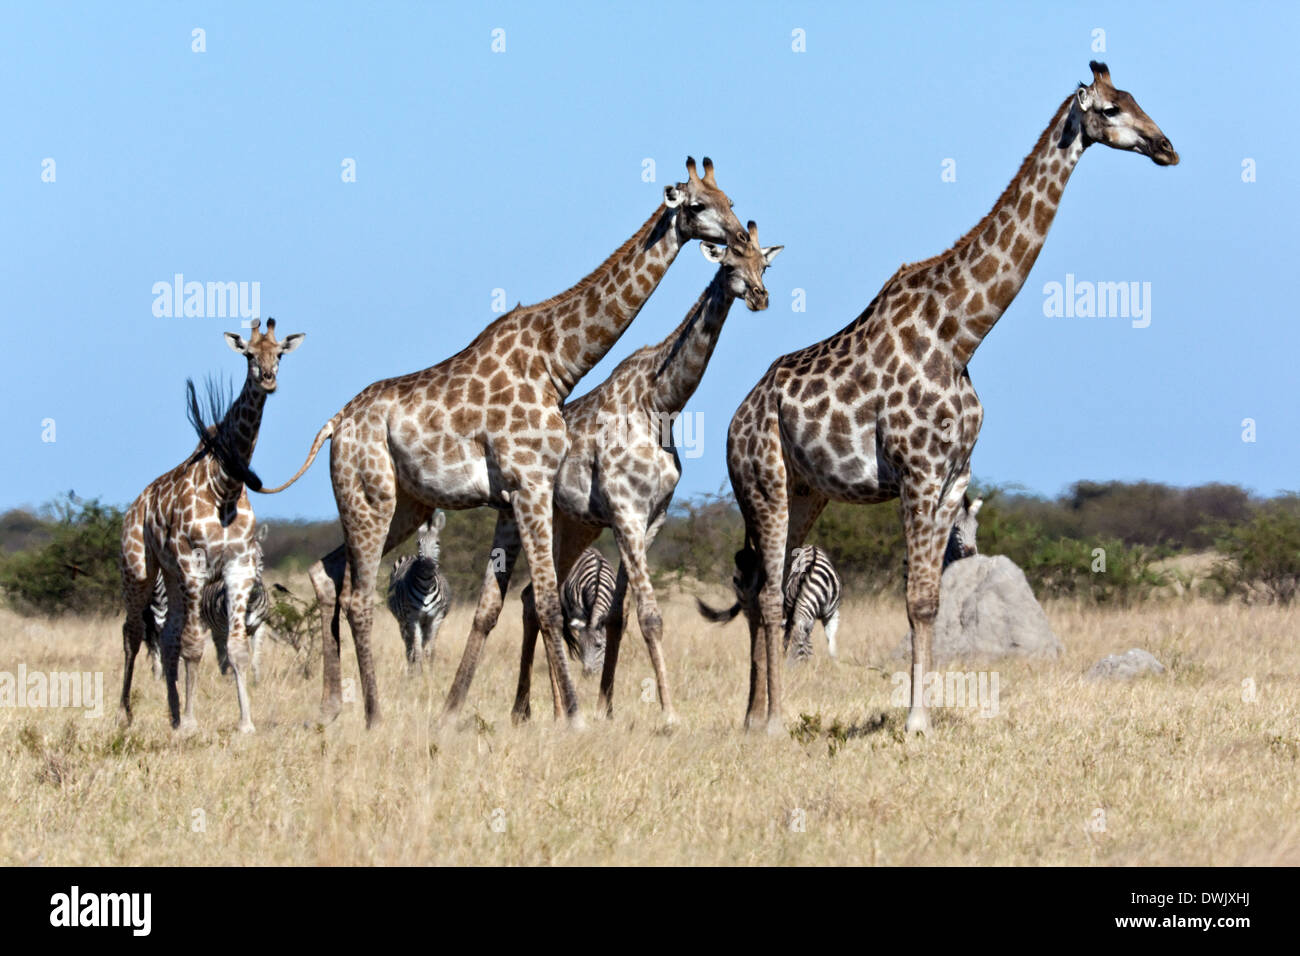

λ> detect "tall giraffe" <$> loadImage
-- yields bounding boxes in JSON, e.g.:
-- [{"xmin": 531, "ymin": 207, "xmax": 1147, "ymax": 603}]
[
  {"xmin": 722, "ymin": 62, "xmax": 1177, "ymax": 734},
  {"xmin": 504, "ymin": 222, "xmax": 781, "ymax": 725},
  {"xmin": 256, "ymin": 159, "xmax": 748, "ymax": 729},
  {"xmin": 119, "ymin": 319, "xmax": 304, "ymax": 732}
]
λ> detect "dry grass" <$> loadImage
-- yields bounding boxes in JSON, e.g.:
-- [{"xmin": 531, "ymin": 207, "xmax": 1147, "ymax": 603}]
[{"xmin": 1, "ymin": 579, "xmax": 1297, "ymax": 866}]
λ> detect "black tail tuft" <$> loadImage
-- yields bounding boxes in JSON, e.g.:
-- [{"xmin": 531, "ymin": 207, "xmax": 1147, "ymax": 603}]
[
  {"xmin": 696, "ymin": 597, "xmax": 743, "ymax": 624},
  {"xmin": 185, "ymin": 378, "xmax": 263, "ymax": 491}
]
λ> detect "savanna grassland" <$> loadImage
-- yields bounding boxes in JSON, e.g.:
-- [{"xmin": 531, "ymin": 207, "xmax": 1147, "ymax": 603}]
[{"xmin": 2, "ymin": 579, "xmax": 1297, "ymax": 866}]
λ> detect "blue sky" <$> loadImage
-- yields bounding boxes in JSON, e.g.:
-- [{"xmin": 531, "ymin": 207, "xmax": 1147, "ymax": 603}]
[{"xmin": 3, "ymin": 1, "xmax": 1296, "ymax": 520}]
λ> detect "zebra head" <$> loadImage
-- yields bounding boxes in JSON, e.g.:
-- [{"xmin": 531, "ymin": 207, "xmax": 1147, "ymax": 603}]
[
  {"xmin": 944, "ymin": 496, "xmax": 982, "ymax": 568},
  {"xmin": 567, "ymin": 617, "xmax": 607, "ymax": 677},
  {"xmin": 416, "ymin": 511, "xmax": 446, "ymax": 562}
]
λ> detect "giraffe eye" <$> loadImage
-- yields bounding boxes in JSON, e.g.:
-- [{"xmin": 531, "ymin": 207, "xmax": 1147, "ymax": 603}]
[{"xmin": 1102, "ymin": 106, "xmax": 1122, "ymax": 118}]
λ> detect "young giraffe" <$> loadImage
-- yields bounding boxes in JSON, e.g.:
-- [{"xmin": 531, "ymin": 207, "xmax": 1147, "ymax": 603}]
[
  {"xmin": 724, "ymin": 62, "xmax": 1177, "ymax": 734},
  {"xmin": 255, "ymin": 159, "xmax": 748, "ymax": 729},
  {"xmin": 119, "ymin": 319, "xmax": 304, "ymax": 732},
  {"xmin": 507, "ymin": 222, "xmax": 781, "ymax": 725}
]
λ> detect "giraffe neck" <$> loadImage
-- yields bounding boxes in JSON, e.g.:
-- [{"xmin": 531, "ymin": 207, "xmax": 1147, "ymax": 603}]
[
  {"xmin": 209, "ymin": 380, "xmax": 266, "ymax": 500},
  {"xmin": 541, "ymin": 203, "xmax": 683, "ymax": 396},
  {"xmin": 917, "ymin": 95, "xmax": 1086, "ymax": 367},
  {"xmin": 646, "ymin": 270, "xmax": 734, "ymax": 413}
]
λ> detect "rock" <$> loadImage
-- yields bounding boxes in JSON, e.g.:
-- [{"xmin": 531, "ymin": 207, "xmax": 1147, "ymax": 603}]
[
  {"xmin": 1086, "ymin": 648, "xmax": 1166, "ymax": 680},
  {"xmin": 899, "ymin": 554, "xmax": 1062, "ymax": 663}
]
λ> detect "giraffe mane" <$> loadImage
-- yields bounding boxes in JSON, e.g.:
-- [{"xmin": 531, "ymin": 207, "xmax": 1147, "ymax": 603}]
[
  {"xmin": 185, "ymin": 377, "xmax": 263, "ymax": 492},
  {"xmin": 891, "ymin": 95, "xmax": 1075, "ymax": 281}
]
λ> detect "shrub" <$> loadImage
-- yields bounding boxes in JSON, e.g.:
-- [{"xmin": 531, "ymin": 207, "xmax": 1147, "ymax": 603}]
[
  {"xmin": 0, "ymin": 495, "xmax": 124, "ymax": 616},
  {"xmin": 1209, "ymin": 494, "xmax": 1300, "ymax": 605}
]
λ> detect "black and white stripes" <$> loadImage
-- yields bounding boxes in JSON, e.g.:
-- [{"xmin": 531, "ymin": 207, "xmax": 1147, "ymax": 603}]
[
  {"xmin": 560, "ymin": 547, "xmax": 617, "ymax": 676},
  {"xmin": 144, "ymin": 525, "xmax": 272, "ymax": 681},
  {"xmin": 386, "ymin": 512, "xmax": 451, "ymax": 673},
  {"xmin": 783, "ymin": 545, "xmax": 843, "ymax": 661}
]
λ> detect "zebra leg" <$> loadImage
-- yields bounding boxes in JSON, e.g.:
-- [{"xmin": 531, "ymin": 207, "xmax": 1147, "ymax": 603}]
[
  {"xmin": 595, "ymin": 567, "xmax": 629, "ymax": 719},
  {"xmin": 402, "ymin": 618, "xmax": 422, "ymax": 675},
  {"xmin": 421, "ymin": 607, "xmax": 445, "ymax": 665},
  {"xmin": 823, "ymin": 609, "xmax": 840, "ymax": 660}
]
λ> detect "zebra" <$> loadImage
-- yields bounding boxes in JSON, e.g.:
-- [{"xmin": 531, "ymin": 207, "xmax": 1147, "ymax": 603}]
[
  {"xmin": 944, "ymin": 496, "xmax": 982, "ymax": 568},
  {"xmin": 560, "ymin": 547, "xmax": 617, "ymax": 677},
  {"xmin": 386, "ymin": 512, "xmax": 451, "ymax": 674},
  {"xmin": 700, "ymin": 496, "xmax": 984, "ymax": 659},
  {"xmin": 144, "ymin": 525, "xmax": 272, "ymax": 682},
  {"xmin": 783, "ymin": 545, "xmax": 842, "ymax": 661}
]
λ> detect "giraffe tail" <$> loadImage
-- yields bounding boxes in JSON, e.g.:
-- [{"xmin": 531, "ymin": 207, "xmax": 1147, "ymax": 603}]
[
  {"xmin": 696, "ymin": 597, "xmax": 743, "ymax": 624},
  {"xmin": 254, "ymin": 417, "xmax": 337, "ymax": 495}
]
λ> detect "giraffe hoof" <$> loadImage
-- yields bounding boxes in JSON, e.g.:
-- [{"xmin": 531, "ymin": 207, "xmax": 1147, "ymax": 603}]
[
  {"xmin": 238, "ymin": 721, "xmax": 256, "ymax": 734},
  {"xmin": 176, "ymin": 716, "xmax": 199, "ymax": 737},
  {"xmin": 567, "ymin": 712, "xmax": 588, "ymax": 732},
  {"xmin": 765, "ymin": 717, "xmax": 784, "ymax": 737},
  {"xmin": 905, "ymin": 710, "xmax": 931, "ymax": 735}
]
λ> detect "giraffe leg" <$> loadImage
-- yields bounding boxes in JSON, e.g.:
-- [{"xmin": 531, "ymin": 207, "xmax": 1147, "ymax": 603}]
[
  {"xmin": 442, "ymin": 513, "xmax": 521, "ymax": 721},
  {"xmin": 512, "ymin": 584, "xmax": 541, "ymax": 723},
  {"xmin": 309, "ymin": 545, "xmax": 347, "ymax": 725},
  {"xmin": 900, "ymin": 475, "xmax": 968, "ymax": 735},
  {"xmin": 221, "ymin": 562, "xmax": 257, "ymax": 734},
  {"xmin": 512, "ymin": 486, "xmax": 584, "ymax": 729},
  {"xmin": 521, "ymin": 518, "xmax": 598, "ymax": 723},
  {"xmin": 119, "ymin": 515, "xmax": 153, "ymax": 724},
  {"xmin": 611, "ymin": 511, "xmax": 676, "ymax": 725},
  {"xmin": 539, "ymin": 521, "xmax": 600, "ymax": 722}
]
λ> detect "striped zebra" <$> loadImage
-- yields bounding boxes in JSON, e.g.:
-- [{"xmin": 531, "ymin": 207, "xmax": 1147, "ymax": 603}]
[
  {"xmin": 386, "ymin": 512, "xmax": 450, "ymax": 674},
  {"xmin": 783, "ymin": 545, "xmax": 842, "ymax": 661},
  {"xmin": 145, "ymin": 525, "xmax": 272, "ymax": 681},
  {"xmin": 560, "ymin": 547, "xmax": 617, "ymax": 676},
  {"xmin": 944, "ymin": 496, "xmax": 982, "ymax": 568}
]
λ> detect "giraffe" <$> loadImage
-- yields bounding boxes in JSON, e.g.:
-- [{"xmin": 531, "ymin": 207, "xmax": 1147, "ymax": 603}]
[
  {"xmin": 119, "ymin": 319, "xmax": 304, "ymax": 732},
  {"xmin": 254, "ymin": 158, "xmax": 748, "ymax": 729},
  {"xmin": 721, "ymin": 61, "xmax": 1177, "ymax": 734},
  {"xmin": 504, "ymin": 221, "xmax": 781, "ymax": 725}
]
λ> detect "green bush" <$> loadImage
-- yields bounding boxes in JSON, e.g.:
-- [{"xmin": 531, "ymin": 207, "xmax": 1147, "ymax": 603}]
[
  {"xmin": 1210, "ymin": 494, "xmax": 1300, "ymax": 605},
  {"xmin": 0, "ymin": 495, "xmax": 124, "ymax": 616}
]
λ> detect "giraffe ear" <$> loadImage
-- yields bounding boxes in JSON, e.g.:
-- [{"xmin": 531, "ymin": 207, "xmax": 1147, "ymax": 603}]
[
  {"xmin": 699, "ymin": 242, "xmax": 725, "ymax": 263},
  {"xmin": 279, "ymin": 333, "xmax": 305, "ymax": 354},
  {"xmin": 256, "ymin": 524, "xmax": 269, "ymax": 541},
  {"xmin": 969, "ymin": 498, "xmax": 983, "ymax": 517},
  {"xmin": 1076, "ymin": 85, "xmax": 1095, "ymax": 111},
  {"xmin": 762, "ymin": 245, "xmax": 784, "ymax": 266},
  {"xmin": 663, "ymin": 184, "xmax": 684, "ymax": 208},
  {"xmin": 224, "ymin": 332, "xmax": 248, "ymax": 354},
  {"xmin": 432, "ymin": 510, "xmax": 446, "ymax": 532}
]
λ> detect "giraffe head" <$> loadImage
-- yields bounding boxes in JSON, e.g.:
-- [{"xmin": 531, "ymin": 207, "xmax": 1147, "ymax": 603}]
[
  {"xmin": 1063, "ymin": 61, "xmax": 1179, "ymax": 166},
  {"xmin": 662, "ymin": 156, "xmax": 749, "ymax": 247},
  {"xmin": 223, "ymin": 318, "xmax": 305, "ymax": 394},
  {"xmin": 700, "ymin": 220, "xmax": 783, "ymax": 312},
  {"xmin": 415, "ymin": 511, "xmax": 445, "ymax": 563},
  {"xmin": 943, "ymin": 495, "xmax": 982, "ymax": 568}
]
